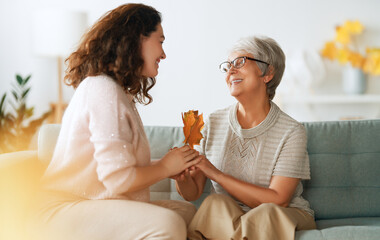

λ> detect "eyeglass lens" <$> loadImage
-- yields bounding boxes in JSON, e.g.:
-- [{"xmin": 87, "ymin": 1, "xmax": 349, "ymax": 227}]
[
  {"xmin": 220, "ymin": 57, "xmax": 246, "ymax": 73},
  {"xmin": 233, "ymin": 57, "xmax": 245, "ymax": 68}
]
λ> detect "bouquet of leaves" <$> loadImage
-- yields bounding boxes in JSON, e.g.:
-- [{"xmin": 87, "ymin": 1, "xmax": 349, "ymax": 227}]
[{"xmin": 181, "ymin": 110, "xmax": 204, "ymax": 149}]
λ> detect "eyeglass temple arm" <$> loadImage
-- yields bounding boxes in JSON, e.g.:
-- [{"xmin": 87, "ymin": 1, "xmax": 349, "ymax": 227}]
[{"xmin": 246, "ymin": 57, "xmax": 269, "ymax": 65}]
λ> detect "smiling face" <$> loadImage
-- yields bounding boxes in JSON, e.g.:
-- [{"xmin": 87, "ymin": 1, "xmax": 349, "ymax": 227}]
[
  {"xmin": 141, "ymin": 24, "xmax": 166, "ymax": 78},
  {"xmin": 225, "ymin": 51, "xmax": 267, "ymax": 99}
]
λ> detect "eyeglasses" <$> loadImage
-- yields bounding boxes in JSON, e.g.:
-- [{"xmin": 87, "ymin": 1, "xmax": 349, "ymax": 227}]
[{"xmin": 219, "ymin": 56, "xmax": 269, "ymax": 73}]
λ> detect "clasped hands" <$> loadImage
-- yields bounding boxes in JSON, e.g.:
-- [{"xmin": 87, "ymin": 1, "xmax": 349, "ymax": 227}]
[{"xmin": 163, "ymin": 145, "xmax": 221, "ymax": 182}]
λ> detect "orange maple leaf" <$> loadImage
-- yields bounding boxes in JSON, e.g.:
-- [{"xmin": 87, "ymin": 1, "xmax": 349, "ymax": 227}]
[{"xmin": 182, "ymin": 110, "xmax": 204, "ymax": 149}]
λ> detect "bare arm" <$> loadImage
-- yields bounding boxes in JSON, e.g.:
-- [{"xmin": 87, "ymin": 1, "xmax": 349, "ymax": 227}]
[
  {"xmin": 196, "ymin": 155, "xmax": 299, "ymax": 208},
  {"xmin": 216, "ymin": 173, "xmax": 299, "ymax": 208}
]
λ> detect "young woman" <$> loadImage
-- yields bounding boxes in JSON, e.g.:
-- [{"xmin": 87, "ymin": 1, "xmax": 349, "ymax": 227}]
[
  {"xmin": 30, "ymin": 4, "xmax": 199, "ymax": 240},
  {"xmin": 175, "ymin": 36, "xmax": 316, "ymax": 240}
]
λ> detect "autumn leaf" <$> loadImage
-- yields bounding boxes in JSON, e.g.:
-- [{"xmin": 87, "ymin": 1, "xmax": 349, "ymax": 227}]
[{"xmin": 182, "ymin": 110, "xmax": 204, "ymax": 149}]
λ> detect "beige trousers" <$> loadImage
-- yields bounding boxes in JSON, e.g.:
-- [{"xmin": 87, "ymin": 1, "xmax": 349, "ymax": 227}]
[
  {"xmin": 188, "ymin": 194, "xmax": 316, "ymax": 240},
  {"xmin": 28, "ymin": 191, "xmax": 196, "ymax": 240}
]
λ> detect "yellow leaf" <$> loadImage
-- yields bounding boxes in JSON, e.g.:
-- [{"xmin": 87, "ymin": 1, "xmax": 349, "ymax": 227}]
[
  {"xmin": 343, "ymin": 20, "xmax": 364, "ymax": 35},
  {"xmin": 348, "ymin": 52, "xmax": 365, "ymax": 68},
  {"xmin": 366, "ymin": 48, "xmax": 380, "ymax": 54},
  {"xmin": 337, "ymin": 48, "xmax": 350, "ymax": 64},
  {"xmin": 321, "ymin": 41, "xmax": 338, "ymax": 60},
  {"xmin": 363, "ymin": 52, "xmax": 380, "ymax": 75},
  {"xmin": 182, "ymin": 110, "xmax": 204, "ymax": 149},
  {"xmin": 335, "ymin": 26, "xmax": 351, "ymax": 45}
]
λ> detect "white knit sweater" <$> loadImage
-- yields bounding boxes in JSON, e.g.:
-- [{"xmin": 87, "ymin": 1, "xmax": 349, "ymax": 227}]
[
  {"xmin": 195, "ymin": 102, "xmax": 314, "ymax": 216},
  {"xmin": 41, "ymin": 75, "xmax": 150, "ymax": 202}
]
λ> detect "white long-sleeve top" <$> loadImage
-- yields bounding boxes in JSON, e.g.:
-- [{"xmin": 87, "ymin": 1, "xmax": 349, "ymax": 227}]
[{"xmin": 41, "ymin": 74, "xmax": 151, "ymax": 202}]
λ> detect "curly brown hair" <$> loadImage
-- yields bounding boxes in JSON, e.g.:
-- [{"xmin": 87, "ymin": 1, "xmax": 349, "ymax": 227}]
[{"xmin": 64, "ymin": 3, "xmax": 161, "ymax": 104}]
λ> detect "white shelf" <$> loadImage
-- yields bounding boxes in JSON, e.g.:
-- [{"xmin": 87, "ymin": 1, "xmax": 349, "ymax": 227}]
[
  {"xmin": 282, "ymin": 94, "xmax": 380, "ymax": 104},
  {"xmin": 279, "ymin": 94, "xmax": 380, "ymax": 121}
]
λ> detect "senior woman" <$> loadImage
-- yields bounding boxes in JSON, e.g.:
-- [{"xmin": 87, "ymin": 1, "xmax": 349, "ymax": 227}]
[{"xmin": 175, "ymin": 36, "xmax": 316, "ymax": 240}]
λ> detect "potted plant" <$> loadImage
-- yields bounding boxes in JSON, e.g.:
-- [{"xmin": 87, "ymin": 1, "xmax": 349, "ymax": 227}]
[{"xmin": 0, "ymin": 74, "xmax": 50, "ymax": 153}]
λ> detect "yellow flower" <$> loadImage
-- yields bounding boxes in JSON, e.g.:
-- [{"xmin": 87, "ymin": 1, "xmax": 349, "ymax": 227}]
[
  {"xmin": 335, "ymin": 21, "xmax": 363, "ymax": 45},
  {"xmin": 335, "ymin": 26, "xmax": 351, "ymax": 45},
  {"xmin": 321, "ymin": 20, "xmax": 379, "ymax": 75},
  {"xmin": 321, "ymin": 41, "xmax": 338, "ymax": 60},
  {"xmin": 348, "ymin": 52, "xmax": 365, "ymax": 68},
  {"xmin": 343, "ymin": 20, "xmax": 364, "ymax": 35},
  {"xmin": 366, "ymin": 48, "xmax": 380, "ymax": 54},
  {"xmin": 363, "ymin": 48, "xmax": 380, "ymax": 75},
  {"xmin": 337, "ymin": 48, "xmax": 350, "ymax": 64}
]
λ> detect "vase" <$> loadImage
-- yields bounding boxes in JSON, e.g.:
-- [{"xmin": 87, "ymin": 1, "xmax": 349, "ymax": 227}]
[{"xmin": 342, "ymin": 66, "xmax": 366, "ymax": 94}]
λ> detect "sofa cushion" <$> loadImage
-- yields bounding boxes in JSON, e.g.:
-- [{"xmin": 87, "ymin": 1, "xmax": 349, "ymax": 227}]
[
  {"xmin": 38, "ymin": 124, "xmax": 61, "ymax": 166},
  {"xmin": 316, "ymin": 217, "xmax": 380, "ymax": 229},
  {"xmin": 0, "ymin": 150, "xmax": 44, "ymax": 240},
  {"xmin": 144, "ymin": 126, "xmax": 185, "ymax": 159},
  {"xmin": 296, "ymin": 225, "xmax": 380, "ymax": 240},
  {"xmin": 302, "ymin": 120, "xmax": 380, "ymax": 220}
]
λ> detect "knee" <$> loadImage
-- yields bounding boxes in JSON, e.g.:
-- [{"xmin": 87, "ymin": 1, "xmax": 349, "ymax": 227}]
[
  {"xmin": 255, "ymin": 203, "xmax": 282, "ymax": 216},
  {"xmin": 182, "ymin": 201, "xmax": 197, "ymax": 216},
  {"xmin": 243, "ymin": 203, "xmax": 281, "ymax": 222},
  {"xmin": 185, "ymin": 202, "xmax": 197, "ymax": 220},
  {"xmin": 157, "ymin": 210, "xmax": 187, "ymax": 239},
  {"xmin": 177, "ymin": 201, "xmax": 197, "ymax": 226},
  {"xmin": 257, "ymin": 203, "xmax": 280, "ymax": 212},
  {"xmin": 202, "ymin": 193, "xmax": 234, "ymax": 206},
  {"xmin": 197, "ymin": 194, "xmax": 240, "ymax": 218}
]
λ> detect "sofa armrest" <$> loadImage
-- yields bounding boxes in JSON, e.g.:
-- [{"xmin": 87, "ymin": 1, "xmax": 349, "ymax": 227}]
[
  {"xmin": 0, "ymin": 150, "xmax": 38, "ymax": 168},
  {"xmin": 0, "ymin": 150, "xmax": 44, "ymax": 204},
  {"xmin": 0, "ymin": 150, "xmax": 44, "ymax": 239},
  {"xmin": 38, "ymin": 124, "xmax": 61, "ymax": 166}
]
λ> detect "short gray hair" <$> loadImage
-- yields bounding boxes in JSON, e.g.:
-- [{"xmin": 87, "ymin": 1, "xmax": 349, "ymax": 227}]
[{"xmin": 231, "ymin": 36, "xmax": 285, "ymax": 100}]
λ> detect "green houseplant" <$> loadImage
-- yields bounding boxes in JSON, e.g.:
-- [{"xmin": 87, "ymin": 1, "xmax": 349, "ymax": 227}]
[{"xmin": 0, "ymin": 74, "xmax": 50, "ymax": 153}]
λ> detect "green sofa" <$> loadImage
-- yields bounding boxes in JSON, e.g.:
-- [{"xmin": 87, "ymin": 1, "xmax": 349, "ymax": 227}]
[{"xmin": 1, "ymin": 120, "xmax": 380, "ymax": 239}]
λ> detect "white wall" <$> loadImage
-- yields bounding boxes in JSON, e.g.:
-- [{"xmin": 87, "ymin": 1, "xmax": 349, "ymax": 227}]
[{"xmin": 1, "ymin": 0, "xmax": 380, "ymax": 126}]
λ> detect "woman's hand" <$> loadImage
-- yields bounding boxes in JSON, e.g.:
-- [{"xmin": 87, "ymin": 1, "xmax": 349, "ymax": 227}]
[
  {"xmin": 174, "ymin": 160, "xmax": 207, "ymax": 201},
  {"xmin": 128, "ymin": 147, "xmax": 198, "ymax": 193},
  {"xmin": 171, "ymin": 166, "xmax": 198, "ymax": 181},
  {"xmin": 195, "ymin": 155, "xmax": 223, "ymax": 181},
  {"xmin": 158, "ymin": 145, "xmax": 200, "ymax": 177}
]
